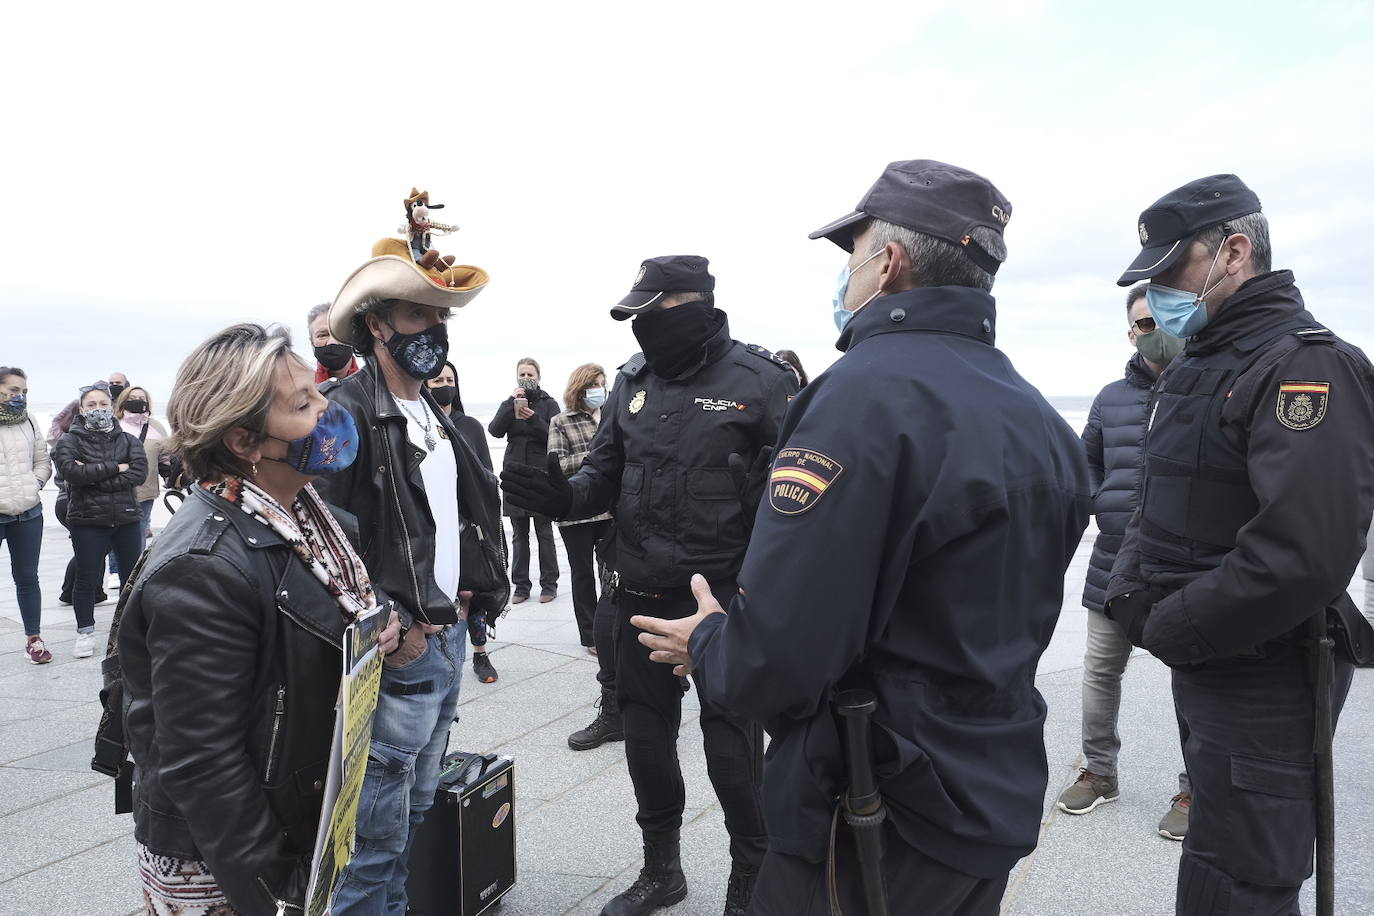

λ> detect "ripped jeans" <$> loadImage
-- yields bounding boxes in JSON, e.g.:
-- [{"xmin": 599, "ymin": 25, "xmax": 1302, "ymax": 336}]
[{"xmin": 332, "ymin": 628, "xmax": 465, "ymax": 916}]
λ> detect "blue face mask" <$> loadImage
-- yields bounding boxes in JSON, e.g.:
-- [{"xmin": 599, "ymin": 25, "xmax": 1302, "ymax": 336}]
[
  {"xmin": 1144, "ymin": 236, "xmax": 1232, "ymax": 339},
  {"xmin": 831, "ymin": 248, "xmax": 885, "ymax": 332},
  {"xmin": 266, "ymin": 401, "xmax": 360, "ymax": 476},
  {"xmin": 585, "ymin": 387, "xmax": 607, "ymax": 409}
]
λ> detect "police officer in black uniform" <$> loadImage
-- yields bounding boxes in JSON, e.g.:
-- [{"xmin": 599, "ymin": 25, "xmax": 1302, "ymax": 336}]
[
  {"xmin": 1103, "ymin": 175, "xmax": 1374, "ymax": 914},
  {"xmin": 501, "ymin": 255, "xmax": 796, "ymax": 916},
  {"xmin": 631, "ymin": 161, "xmax": 1092, "ymax": 915}
]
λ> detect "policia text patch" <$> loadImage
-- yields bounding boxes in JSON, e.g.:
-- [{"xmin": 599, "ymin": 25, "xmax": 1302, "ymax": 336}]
[
  {"xmin": 1276, "ymin": 380, "xmax": 1329, "ymax": 431},
  {"xmin": 769, "ymin": 447, "xmax": 844, "ymax": 515}
]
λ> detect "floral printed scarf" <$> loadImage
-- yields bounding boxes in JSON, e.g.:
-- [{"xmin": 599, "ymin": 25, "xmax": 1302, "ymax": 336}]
[{"xmin": 202, "ymin": 476, "xmax": 375, "ymax": 621}]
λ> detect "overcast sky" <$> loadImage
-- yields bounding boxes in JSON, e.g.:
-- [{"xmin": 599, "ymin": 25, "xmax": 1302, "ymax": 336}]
[{"xmin": 4, "ymin": 0, "xmax": 1371, "ymax": 415}]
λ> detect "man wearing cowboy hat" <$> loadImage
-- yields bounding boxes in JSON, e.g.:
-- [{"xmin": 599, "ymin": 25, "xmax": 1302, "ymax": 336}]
[{"xmin": 315, "ymin": 248, "xmax": 507, "ymax": 914}]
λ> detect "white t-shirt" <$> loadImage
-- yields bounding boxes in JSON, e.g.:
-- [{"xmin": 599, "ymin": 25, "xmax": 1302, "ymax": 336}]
[{"xmin": 393, "ymin": 395, "xmax": 461, "ymax": 601}]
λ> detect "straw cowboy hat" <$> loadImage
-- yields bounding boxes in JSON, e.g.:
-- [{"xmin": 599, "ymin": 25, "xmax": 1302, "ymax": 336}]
[{"xmin": 329, "ymin": 243, "xmax": 489, "ymax": 347}]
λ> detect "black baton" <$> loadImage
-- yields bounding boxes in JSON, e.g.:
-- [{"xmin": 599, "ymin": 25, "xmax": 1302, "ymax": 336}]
[
  {"xmin": 834, "ymin": 689, "xmax": 890, "ymax": 916},
  {"xmin": 1309, "ymin": 612, "xmax": 1336, "ymax": 916}
]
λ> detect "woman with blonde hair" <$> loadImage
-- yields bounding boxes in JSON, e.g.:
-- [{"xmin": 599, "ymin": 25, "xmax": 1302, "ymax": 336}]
[{"xmin": 112, "ymin": 323, "xmax": 398, "ymax": 915}]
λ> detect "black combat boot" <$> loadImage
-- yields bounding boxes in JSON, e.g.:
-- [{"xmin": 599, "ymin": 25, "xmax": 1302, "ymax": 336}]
[
  {"xmin": 722, "ymin": 863, "xmax": 757, "ymax": 916},
  {"xmin": 568, "ymin": 688, "xmax": 624, "ymax": 751},
  {"xmin": 600, "ymin": 830, "xmax": 688, "ymax": 916}
]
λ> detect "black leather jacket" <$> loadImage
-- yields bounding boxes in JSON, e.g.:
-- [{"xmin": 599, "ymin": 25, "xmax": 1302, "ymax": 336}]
[
  {"xmin": 318, "ymin": 361, "xmax": 509, "ymax": 626},
  {"xmin": 51, "ymin": 421, "xmax": 147, "ymax": 527},
  {"xmin": 119, "ymin": 485, "xmax": 350, "ymax": 915}
]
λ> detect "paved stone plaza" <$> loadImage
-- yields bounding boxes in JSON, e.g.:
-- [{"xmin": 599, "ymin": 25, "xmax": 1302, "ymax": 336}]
[{"xmin": 1, "ymin": 496, "xmax": 1370, "ymax": 914}]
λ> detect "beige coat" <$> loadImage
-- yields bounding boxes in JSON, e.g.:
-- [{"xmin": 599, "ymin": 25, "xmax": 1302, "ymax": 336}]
[
  {"xmin": 121, "ymin": 418, "xmax": 169, "ymax": 504},
  {"xmin": 0, "ymin": 416, "xmax": 51, "ymax": 517}
]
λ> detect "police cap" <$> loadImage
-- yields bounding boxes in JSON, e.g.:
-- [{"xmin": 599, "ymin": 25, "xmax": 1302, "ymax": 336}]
[
  {"xmin": 611, "ymin": 255, "xmax": 715, "ymax": 321},
  {"xmin": 1117, "ymin": 174, "xmax": 1262, "ymax": 286},
  {"xmin": 808, "ymin": 159, "xmax": 1011, "ymax": 274}
]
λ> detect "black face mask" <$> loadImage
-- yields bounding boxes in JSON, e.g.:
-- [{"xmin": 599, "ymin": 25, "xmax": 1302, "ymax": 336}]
[
  {"xmin": 383, "ymin": 321, "xmax": 449, "ymax": 380},
  {"xmin": 631, "ymin": 302, "xmax": 722, "ymax": 378},
  {"xmin": 108, "ymin": 382, "xmax": 127, "ymax": 401},
  {"xmin": 123, "ymin": 398, "xmax": 148, "ymax": 414},
  {"xmin": 429, "ymin": 384, "xmax": 456, "ymax": 407},
  {"xmin": 314, "ymin": 343, "xmax": 353, "ymax": 372}
]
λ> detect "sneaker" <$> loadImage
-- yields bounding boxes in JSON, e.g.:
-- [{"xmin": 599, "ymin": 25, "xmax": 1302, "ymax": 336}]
[
  {"xmin": 1158, "ymin": 792, "xmax": 1191, "ymax": 840},
  {"xmin": 1055, "ymin": 769, "xmax": 1119, "ymax": 814},
  {"xmin": 472, "ymin": 652, "xmax": 498, "ymax": 684},
  {"xmin": 25, "ymin": 636, "xmax": 53, "ymax": 665},
  {"xmin": 72, "ymin": 633, "xmax": 96, "ymax": 659}
]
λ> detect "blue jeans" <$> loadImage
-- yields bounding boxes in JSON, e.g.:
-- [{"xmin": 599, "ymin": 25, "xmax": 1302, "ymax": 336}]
[
  {"xmin": 0, "ymin": 507, "xmax": 43, "ymax": 636},
  {"xmin": 109, "ymin": 499, "xmax": 154, "ymax": 578},
  {"xmin": 332, "ymin": 627, "xmax": 465, "ymax": 915}
]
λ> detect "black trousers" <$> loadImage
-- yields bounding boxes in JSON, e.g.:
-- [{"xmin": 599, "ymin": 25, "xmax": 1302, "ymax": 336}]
[
  {"xmin": 616, "ymin": 578, "xmax": 766, "ymax": 869},
  {"xmin": 509, "ymin": 514, "xmax": 559, "ymax": 595},
  {"xmin": 749, "ymin": 820, "xmax": 1008, "ymax": 916},
  {"xmin": 557, "ymin": 519, "xmax": 610, "ymax": 647},
  {"xmin": 593, "ymin": 589, "xmax": 617, "ymax": 690},
  {"xmin": 70, "ymin": 522, "xmax": 142, "ymax": 630},
  {"xmin": 1172, "ymin": 645, "xmax": 1354, "ymax": 915}
]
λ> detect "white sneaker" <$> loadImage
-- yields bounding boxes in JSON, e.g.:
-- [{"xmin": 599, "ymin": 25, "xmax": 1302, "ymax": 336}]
[
  {"xmin": 72, "ymin": 634, "xmax": 96, "ymax": 658},
  {"xmin": 106, "ymin": 572, "xmax": 122, "ymax": 591}
]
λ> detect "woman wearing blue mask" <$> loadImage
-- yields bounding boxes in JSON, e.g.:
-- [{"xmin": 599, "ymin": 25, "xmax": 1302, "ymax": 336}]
[
  {"xmin": 548, "ymin": 364, "xmax": 613, "ymax": 655},
  {"xmin": 51, "ymin": 382, "xmax": 147, "ymax": 659},
  {"xmin": 110, "ymin": 323, "xmax": 400, "ymax": 915}
]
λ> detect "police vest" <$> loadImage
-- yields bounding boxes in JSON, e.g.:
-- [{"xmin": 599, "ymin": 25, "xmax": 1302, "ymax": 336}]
[{"xmin": 1137, "ymin": 318, "xmax": 1321, "ymax": 570}]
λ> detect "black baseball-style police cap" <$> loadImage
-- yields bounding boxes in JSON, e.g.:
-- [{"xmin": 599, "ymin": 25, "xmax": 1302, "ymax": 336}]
[
  {"xmin": 808, "ymin": 159, "xmax": 1012, "ymax": 274},
  {"xmin": 611, "ymin": 255, "xmax": 715, "ymax": 320},
  {"xmin": 1117, "ymin": 174, "xmax": 1262, "ymax": 287}
]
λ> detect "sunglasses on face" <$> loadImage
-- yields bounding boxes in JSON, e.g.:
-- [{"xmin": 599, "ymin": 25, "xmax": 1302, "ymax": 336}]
[{"xmin": 1131, "ymin": 316, "xmax": 1157, "ymax": 334}]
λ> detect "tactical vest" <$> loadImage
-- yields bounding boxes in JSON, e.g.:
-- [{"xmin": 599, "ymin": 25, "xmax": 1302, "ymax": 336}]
[{"xmin": 1137, "ymin": 318, "xmax": 1323, "ymax": 572}]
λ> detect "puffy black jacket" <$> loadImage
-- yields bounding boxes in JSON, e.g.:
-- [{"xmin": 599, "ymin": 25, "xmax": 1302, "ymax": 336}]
[
  {"xmin": 317, "ymin": 361, "xmax": 508, "ymax": 627},
  {"xmin": 51, "ymin": 421, "xmax": 147, "ymax": 527},
  {"xmin": 564, "ymin": 315, "xmax": 797, "ymax": 588},
  {"xmin": 489, "ymin": 388, "xmax": 561, "ymax": 518},
  {"xmin": 1080, "ymin": 353, "xmax": 1157, "ymax": 611},
  {"xmin": 119, "ymin": 485, "xmax": 350, "ymax": 915}
]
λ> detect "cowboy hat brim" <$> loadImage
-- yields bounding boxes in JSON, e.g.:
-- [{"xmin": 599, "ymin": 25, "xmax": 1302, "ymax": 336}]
[{"xmin": 329, "ymin": 255, "xmax": 489, "ymax": 347}]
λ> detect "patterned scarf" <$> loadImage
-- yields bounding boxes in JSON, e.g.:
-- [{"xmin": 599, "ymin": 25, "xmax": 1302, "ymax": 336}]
[
  {"xmin": 0, "ymin": 401, "xmax": 24, "ymax": 426},
  {"xmin": 201, "ymin": 476, "xmax": 375, "ymax": 621}
]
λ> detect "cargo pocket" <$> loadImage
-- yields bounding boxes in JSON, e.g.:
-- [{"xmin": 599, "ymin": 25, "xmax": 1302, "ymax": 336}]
[
  {"xmin": 616, "ymin": 463, "xmax": 646, "ymax": 557},
  {"xmin": 354, "ymin": 741, "xmax": 418, "ymax": 842},
  {"xmin": 1223, "ymin": 753, "xmax": 1315, "ymax": 886},
  {"xmin": 683, "ymin": 467, "xmax": 742, "ymax": 562}
]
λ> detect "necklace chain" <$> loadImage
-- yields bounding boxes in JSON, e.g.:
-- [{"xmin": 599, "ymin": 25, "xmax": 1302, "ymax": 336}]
[{"xmin": 393, "ymin": 395, "xmax": 437, "ymax": 451}]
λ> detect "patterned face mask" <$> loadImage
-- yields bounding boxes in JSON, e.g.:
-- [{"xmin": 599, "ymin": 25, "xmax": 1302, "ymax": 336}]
[
  {"xmin": 83, "ymin": 407, "xmax": 116, "ymax": 432},
  {"xmin": 384, "ymin": 320, "xmax": 449, "ymax": 380},
  {"xmin": 264, "ymin": 401, "xmax": 359, "ymax": 475}
]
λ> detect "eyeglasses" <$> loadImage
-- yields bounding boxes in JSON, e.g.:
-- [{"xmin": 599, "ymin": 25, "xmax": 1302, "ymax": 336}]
[{"xmin": 1130, "ymin": 316, "xmax": 1157, "ymax": 334}]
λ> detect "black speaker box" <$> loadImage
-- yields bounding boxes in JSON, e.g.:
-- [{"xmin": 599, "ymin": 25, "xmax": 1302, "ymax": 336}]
[{"xmin": 406, "ymin": 751, "xmax": 516, "ymax": 915}]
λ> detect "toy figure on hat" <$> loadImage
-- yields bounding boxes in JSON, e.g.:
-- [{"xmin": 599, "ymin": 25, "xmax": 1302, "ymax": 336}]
[
  {"xmin": 369, "ymin": 187, "xmax": 480, "ymax": 291},
  {"xmin": 401, "ymin": 187, "xmax": 460, "ymax": 270}
]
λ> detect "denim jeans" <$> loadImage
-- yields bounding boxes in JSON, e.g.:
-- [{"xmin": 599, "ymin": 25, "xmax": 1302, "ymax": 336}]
[
  {"xmin": 332, "ymin": 628, "xmax": 466, "ymax": 915},
  {"xmin": 109, "ymin": 499, "xmax": 154, "ymax": 579},
  {"xmin": 0, "ymin": 507, "xmax": 43, "ymax": 636},
  {"xmin": 71, "ymin": 522, "xmax": 143, "ymax": 632},
  {"xmin": 1081, "ymin": 609, "xmax": 1188, "ymax": 792}
]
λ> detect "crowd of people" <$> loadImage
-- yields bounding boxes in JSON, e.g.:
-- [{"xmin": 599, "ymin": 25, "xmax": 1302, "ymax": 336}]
[{"xmin": 2, "ymin": 161, "xmax": 1373, "ymax": 916}]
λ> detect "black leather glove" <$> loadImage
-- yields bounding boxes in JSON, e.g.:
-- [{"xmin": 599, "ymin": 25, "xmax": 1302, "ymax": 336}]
[
  {"xmin": 728, "ymin": 446, "xmax": 773, "ymax": 532},
  {"xmin": 1104, "ymin": 591, "xmax": 1158, "ymax": 648},
  {"xmin": 500, "ymin": 452, "xmax": 573, "ymax": 519}
]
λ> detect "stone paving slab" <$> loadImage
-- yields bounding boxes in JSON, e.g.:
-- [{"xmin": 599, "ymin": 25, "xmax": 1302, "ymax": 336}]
[{"xmin": 1, "ymin": 513, "xmax": 1371, "ymax": 915}]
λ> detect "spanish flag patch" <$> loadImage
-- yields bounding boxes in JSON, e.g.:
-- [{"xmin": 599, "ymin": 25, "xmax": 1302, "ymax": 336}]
[
  {"xmin": 1276, "ymin": 381, "xmax": 1329, "ymax": 431},
  {"xmin": 769, "ymin": 447, "xmax": 844, "ymax": 516}
]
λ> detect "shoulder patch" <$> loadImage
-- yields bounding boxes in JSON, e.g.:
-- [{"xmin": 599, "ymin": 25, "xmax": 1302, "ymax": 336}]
[
  {"xmin": 1276, "ymin": 380, "xmax": 1329, "ymax": 431},
  {"xmin": 743, "ymin": 343, "xmax": 793, "ymax": 372},
  {"xmin": 769, "ymin": 447, "xmax": 843, "ymax": 515}
]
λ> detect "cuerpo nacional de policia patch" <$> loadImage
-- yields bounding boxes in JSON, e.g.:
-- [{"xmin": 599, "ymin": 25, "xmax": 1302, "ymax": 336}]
[
  {"xmin": 1276, "ymin": 380, "xmax": 1329, "ymax": 430},
  {"xmin": 769, "ymin": 447, "xmax": 844, "ymax": 515}
]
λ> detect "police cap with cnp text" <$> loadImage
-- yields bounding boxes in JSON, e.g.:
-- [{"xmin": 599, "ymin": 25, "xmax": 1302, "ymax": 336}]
[
  {"xmin": 808, "ymin": 159, "xmax": 1012, "ymax": 275},
  {"xmin": 611, "ymin": 255, "xmax": 716, "ymax": 320},
  {"xmin": 1117, "ymin": 174, "xmax": 1262, "ymax": 286}
]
